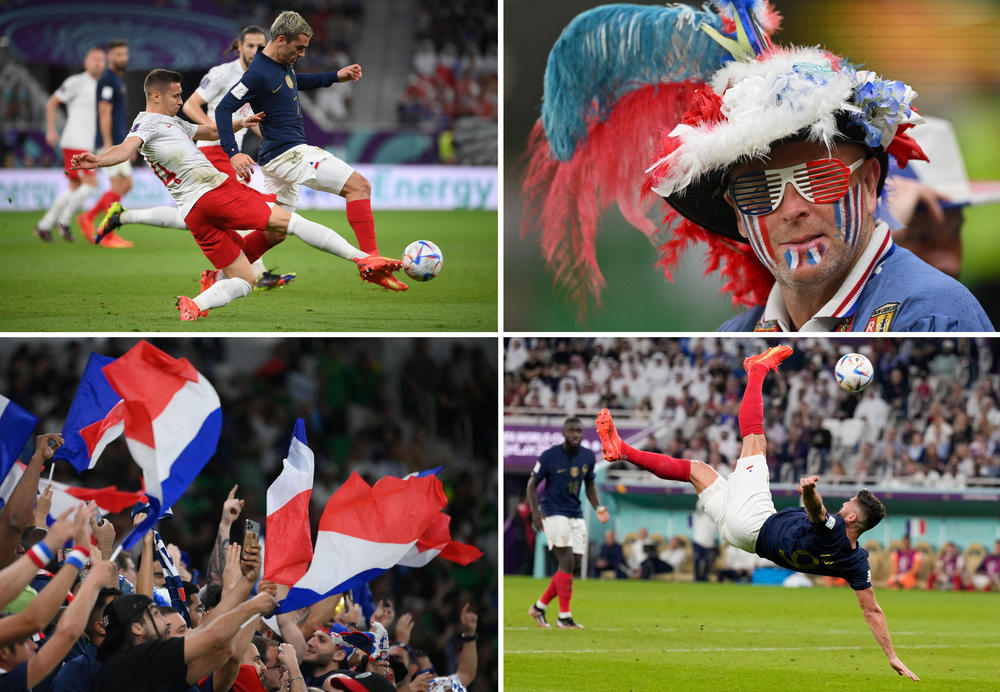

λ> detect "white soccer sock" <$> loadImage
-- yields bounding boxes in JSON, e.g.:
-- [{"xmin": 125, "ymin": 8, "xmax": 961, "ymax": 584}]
[
  {"xmin": 55, "ymin": 185, "xmax": 96, "ymax": 226},
  {"xmin": 192, "ymin": 277, "xmax": 252, "ymax": 311},
  {"xmin": 38, "ymin": 190, "xmax": 72, "ymax": 230},
  {"xmin": 121, "ymin": 206, "xmax": 186, "ymax": 229},
  {"xmin": 286, "ymin": 212, "xmax": 364, "ymax": 260}
]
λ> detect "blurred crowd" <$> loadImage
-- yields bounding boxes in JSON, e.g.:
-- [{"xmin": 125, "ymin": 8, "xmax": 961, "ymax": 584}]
[
  {"xmin": 0, "ymin": 337, "xmax": 497, "ymax": 691},
  {"xmin": 504, "ymin": 337, "xmax": 1000, "ymax": 486}
]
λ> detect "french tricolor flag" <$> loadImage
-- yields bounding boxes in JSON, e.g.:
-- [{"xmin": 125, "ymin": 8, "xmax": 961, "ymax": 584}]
[
  {"xmin": 0, "ymin": 461, "xmax": 144, "ymax": 521},
  {"xmin": 0, "ymin": 395, "xmax": 38, "ymax": 482},
  {"xmin": 278, "ymin": 472, "xmax": 479, "ymax": 613},
  {"xmin": 264, "ymin": 419, "xmax": 314, "ymax": 586},
  {"xmin": 56, "ymin": 353, "xmax": 122, "ymax": 472},
  {"xmin": 90, "ymin": 341, "xmax": 221, "ymax": 551}
]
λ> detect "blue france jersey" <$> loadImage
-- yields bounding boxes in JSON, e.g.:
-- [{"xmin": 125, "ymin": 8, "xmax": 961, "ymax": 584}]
[
  {"xmin": 719, "ymin": 228, "xmax": 993, "ymax": 332},
  {"xmin": 755, "ymin": 507, "xmax": 872, "ymax": 590},
  {"xmin": 215, "ymin": 50, "xmax": 338, "ymax": 165},
  {"xmin": 530, "ymin": 444, "xmax": 596, "ymax": 519},
  {"xmin": 96, "ymin": 68, "xmax": 128, "ymax": 148}
]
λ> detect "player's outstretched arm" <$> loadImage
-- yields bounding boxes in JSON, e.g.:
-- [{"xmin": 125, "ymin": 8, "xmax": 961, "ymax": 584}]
[
  {"xmin": 70, "ymin": 137, "xmax": 141, "ymax": 170},
  {"xmin": 855, "ymin": 587, "xmax": 919, "ymax": 681},
  {"xmin": 337, "ymin": 64, "xmax": 362, "ymax": 83},
  {"xmin": 798, "ymin": 476, "xmax": 827, "ymax": 524},
  {"xmin": 193, "ymin": 113, "xmax": 265, "ymax": 142}
]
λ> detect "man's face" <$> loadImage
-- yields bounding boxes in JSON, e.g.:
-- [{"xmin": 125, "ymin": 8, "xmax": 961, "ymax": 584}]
[
  {"xmin": 260, "ymin": 646, "xmax": 282, "ymax": 691},
  {"xmin": 84, "ymin": 49, "xmax": 106, "ymax": 78},
  {"xmin": 187, "ymin": 593, "xmax": 203, "ymax": 627},
  {"xmin": 107, "ymin": 46, "xmax": 129, "ymax": 71},
  {"xmin": 838, "ymin": 497, "xmax": 860, "ymax": 523},
  {"xmin": 562, "ymin": 420, "xmax": 583, "ymax": 452},
  {"xmin": 240, "ymin": 33, "xmax": 266, "ymax": 68},
  {"xmin": 305, "ymin": 631, "xmax": 335, "ymax": 666},
  {"xmin": 1, "ymin": 639, "xmax": 36, "ymax": 668},
  {"xmin": 242, "ymin": 644, "xmax": 266, "ymax": 679},
  {"xmin": 162, "ymin": 611, "xmax": 187, "ymax": 638},
  {"xmin": 153, "ymin": 83, "xmax": 184, "ymax": 118},
  {"xmin": 276, "ymin": 33, "xmax": 310, "ymax": 66},
  {"xmin": 120, "ymin": 557, "xmax": 137, "ymax": 586},
  {"xmin": 725, "ymin": 140, "xmax": 879, "ymax": 289},
  {"xmin": 132, "ymin": 605, "xmax": 167, "ymax": 644}
]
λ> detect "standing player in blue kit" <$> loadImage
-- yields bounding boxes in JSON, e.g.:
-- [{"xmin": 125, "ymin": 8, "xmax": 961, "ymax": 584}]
[
  {"xmin": 215, "ymin": 10, "xmax": 406, "ymax": 292},
  {"xmin": 526, "ymin": 417, "xmax": 609, "ymax": 630}
]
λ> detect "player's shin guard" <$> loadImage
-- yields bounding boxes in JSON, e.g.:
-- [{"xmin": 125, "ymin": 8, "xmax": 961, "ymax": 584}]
[
  {"xmin": 555, "ymin": 570, "xmax": 573, "ymax": 616},
  {"xmin": 345, "ymin": 198, "xmax": 378, "ymax": 255},
  {"xmin": 739, "ymin": 366, "xmax": 767, "ymax": 437},
  {"xmin": 287, "ymin": 213, "xmax": 365, "ymax": 261},
  {"xmin": 192, "ymin": 277, "xmax": 252, "ymax": 311},
  {"xmin": 621, "ymin": 443, "xmax": 692, "ymax": 482},
  {"xmin": 121, "ymin": 206, "xmax": 186, "ymax": 228}
]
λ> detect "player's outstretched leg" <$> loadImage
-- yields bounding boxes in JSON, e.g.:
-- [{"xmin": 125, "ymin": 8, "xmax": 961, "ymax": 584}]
[
  {"xmin": 742, "ymin": 344, "xmax": 793, "ymax": 374},
  {"xmin": 353, "ymin": 255, "xmax": 408, "ymax": 292},
  {"xmin": 596, "ymin": 409, "xmax": 691, "ymax": 482},
  {"xmin": 740, "ymin": 345, "xmax": 792, "ymax": 438},
  {"xmin": 95, "ymin": 202, "xmax": 124, "ymax": 245}
]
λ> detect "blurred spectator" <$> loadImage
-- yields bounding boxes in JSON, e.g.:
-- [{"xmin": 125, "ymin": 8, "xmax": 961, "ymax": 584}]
[
  {"xmin": 592, "ymin": 530, "xmax": 629, "ymax": 579},
  {"xmin": 886, "ymin": 536, "xmax": 922, "ymax": 590}
]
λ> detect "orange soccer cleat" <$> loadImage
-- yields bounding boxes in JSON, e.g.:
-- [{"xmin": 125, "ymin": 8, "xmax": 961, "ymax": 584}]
[
  {"xmin": 175, "ymin": 296, "xmax": 205, "ymax": 321},
  {"xmin": 595, "ymin": 408, "xmax": 623, "ymax": 462},
  {"xmin": 743, "ymin": 345, "xmax": 793, "ymax": 374},
  {"xmin": 354, "ymin": 255, "xmax": 407, "ymax": 292}
]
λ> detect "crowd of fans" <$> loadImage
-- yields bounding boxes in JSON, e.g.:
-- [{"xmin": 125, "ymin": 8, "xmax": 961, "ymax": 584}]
[
  {"xmin": 504, "ymin": 337, "xmax": 1000, "ymax": 486},
  {"xmin": 0, "ymin": 337, "xmax": 497, "ymax": 691}
]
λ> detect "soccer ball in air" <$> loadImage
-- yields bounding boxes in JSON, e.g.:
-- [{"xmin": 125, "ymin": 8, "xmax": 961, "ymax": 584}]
[
  {"xmin": 835, "ymin": 353, "xmax": 874, "ymax": 393},
  {"xmin": 402, "ymin": 240, "xmax": 443, "ymax": 281}
]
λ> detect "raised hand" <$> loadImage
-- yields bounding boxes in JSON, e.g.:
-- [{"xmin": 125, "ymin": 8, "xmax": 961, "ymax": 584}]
[
  {"xmin": 393, "ymin": 612, "xmax": 414, "ymax": 644},
  {"xmin": 221, "ymin": 485, "xmax": 244, "ymax": 527},
  {"xmin": 34, "ymin": 484, "xmax": 54, "ymax": 527},
  {"xmin": 460, "ymin": 602, "xmax": 478, "ymax": 635}
]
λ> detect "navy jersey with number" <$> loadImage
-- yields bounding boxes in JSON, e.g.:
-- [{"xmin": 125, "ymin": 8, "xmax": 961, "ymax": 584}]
[
  {"xmin": 96, "ymin": 68, "xmax": 128, "ymax": 148},
  {"xmin": 755, "ymin": 507, "xmax": 872, "ymax": 589},
  {"xmin": 215, "ymin": 50, "xmax": 338, "ymax": 165},
  {"xmin": 531, "ymin": 444, "xmax": 596, "ymax": 519}
]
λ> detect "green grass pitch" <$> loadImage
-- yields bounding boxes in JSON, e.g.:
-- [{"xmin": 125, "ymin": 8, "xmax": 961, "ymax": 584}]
[
  {"xmin": 504, "ymin": 576, "xmax": 1000, "ymax": 691},
  {"xmin": 0, "ymin": 209, "xmax": 496, "ymax": 331}
]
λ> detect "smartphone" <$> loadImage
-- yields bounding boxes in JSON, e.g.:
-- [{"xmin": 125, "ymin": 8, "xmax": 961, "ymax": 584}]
[{"xmin": 243, "ymin": 519, "xmax": 261, "ymax": 551}]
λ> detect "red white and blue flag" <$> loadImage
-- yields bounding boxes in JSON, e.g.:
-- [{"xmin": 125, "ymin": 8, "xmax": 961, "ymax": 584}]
[
  {"xmin": 0, "ymin": 394, "xmax": 38, "ymax": 482},
  {"xmin": 264, "ymin": 419, "xmax": 314, "ymax": 586},
  {"xmin": 0, "ymin": 461, "xmax": 144, "ymax": 521},
  {"xmin": 87, "ymin": 341, "xmax": 221, "ymax": 551},
  {"xmin": 277, "ymin": 472, "xmax": 481, "ymax": 613},
  {"xmin": 56, "ymin": 353, "xmax": 121, "ymax": 472}
]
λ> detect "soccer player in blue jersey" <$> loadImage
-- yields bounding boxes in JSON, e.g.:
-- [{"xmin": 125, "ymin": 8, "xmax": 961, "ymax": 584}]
[
  {"xmin": 215, "ymin": 10, "xmax": 405, "ymax": 292},
  {"xmin": 526, "ymin": 417, "xmax": 610, "ymax": 629},
  {"xmin": 597, "ymin": 346, "xmax": 919, "ymax": 681}
]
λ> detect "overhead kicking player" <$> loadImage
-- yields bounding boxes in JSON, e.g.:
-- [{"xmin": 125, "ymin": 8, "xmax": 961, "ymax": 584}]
[
  {"xmin": 36, "ymin": 46, "xmax": 105, "ymax": 242},
  {"xmin": 215, "ymin": 10, "xmax": 407, "ymax": 292},
  {"xmin": 596, "ymin": 345, "xmax": 919, "ymax": 681},
  {"xmin": 72, "ymin": 69, "xmax": 403, "ymax": 321},
  {"xmin": 95, "ymin": 26, "xmax": 295, "ymax": 290}
]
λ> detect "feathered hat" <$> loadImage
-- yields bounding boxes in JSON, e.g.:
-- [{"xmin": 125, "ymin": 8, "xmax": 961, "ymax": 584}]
[{"xmin": 521, "ymin": 0, "xmax": 928, "ymax": 312}]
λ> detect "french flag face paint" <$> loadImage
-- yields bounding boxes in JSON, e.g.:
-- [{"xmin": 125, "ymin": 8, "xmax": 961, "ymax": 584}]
[
  {"xmin": 783, "ymin": 244, "xmax": 824, "ymax": 271},
  {"xmin": 835, "ymin": 183, "xmax": 864, "ymax": 249},
  {"xmin": 736, "ymin": 210, "xmax": 777, "ymax": 270}
]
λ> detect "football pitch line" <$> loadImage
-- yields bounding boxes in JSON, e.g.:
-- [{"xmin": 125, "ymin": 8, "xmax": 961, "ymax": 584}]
[
  {"xmin": 506, "ymin": 626, "xmax": 949, "ymax": 635},
  {"xmin": 505, "ymin": 642, "xmax": 1000, "ymax": 655}
]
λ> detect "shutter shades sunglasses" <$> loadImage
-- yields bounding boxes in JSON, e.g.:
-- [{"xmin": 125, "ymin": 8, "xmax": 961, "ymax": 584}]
[{"xmin": 728, "ymin": 158, "xmax": 865, "ymax": 216}]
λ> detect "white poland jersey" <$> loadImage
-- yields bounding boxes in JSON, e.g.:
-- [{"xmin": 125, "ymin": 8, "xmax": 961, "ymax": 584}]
[
  {"xmin": 126, "ymin": 112, "xmax": 228, "ymax": 217},
  {"xmin": 54, "ymin": 72, "xmax": 98, "ymax": 151},
  {"xmin": 194, "ymin": 58, "xmax": 254, "ymax": 149}
]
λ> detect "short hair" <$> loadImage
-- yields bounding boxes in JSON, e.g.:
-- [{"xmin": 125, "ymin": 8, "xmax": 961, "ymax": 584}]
[
  {"xmin": 86, "ymin": 45, "xmax": 105, "ymax": 56},
  {"xmin": 241, "ymin": 25, "xmax": 267, "ymax": 43},
  {"xmin": 116, "ymin": 552, "xmax": 134, "ymax": 570},
  {"xmin": 854, "ymin": 489, "xmax": 886, "ymax": 533},
  {"xmin": 563, "ymin": 416, "xmax": 582, "ymax": 427},
  {"xmin": 270, "ymin": 11, "xmax": 313, "ymax": 42},
  {"xmin": 107, "ymin": 39, "xmax": 128, "ymax": 50},
  {"xmin": 200, "ymin": 584, "xmax": 222, "ymax": 610},
  {"xmin": 253, "ymin": 634, "xmax": 278, "ymax": 659},
  {"xmin": 143, "ymin": 69, "xmax": 182, "ymax": 98}
]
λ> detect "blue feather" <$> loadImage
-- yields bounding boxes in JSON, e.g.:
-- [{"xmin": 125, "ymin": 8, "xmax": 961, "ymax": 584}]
[{"xmin": 542, "ymin": 3, "xmax": 728, "ymax": 160}]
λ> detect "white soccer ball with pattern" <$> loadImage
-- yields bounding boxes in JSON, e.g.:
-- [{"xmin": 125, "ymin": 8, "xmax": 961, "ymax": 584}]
[
  {"xmin": 835, "ymin": 353, "xmax": 874, "ymax": 393},
  {"xmin": 402, "ymin": 240, "xmax": 443, "ymax": 281}
]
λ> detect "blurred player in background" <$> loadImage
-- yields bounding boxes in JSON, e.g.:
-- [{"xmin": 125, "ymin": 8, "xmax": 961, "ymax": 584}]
[
  {"xmin": 597, "ymin": 346, "xmax": 918, "ymax": 680},
  {"xmin": 526, "ymin": 417, "xmax": 609, "ymax": 630},
  {"xmin": 35, "ymin": 46, "xmax": 105, "ymax": 243},
  {"xmin": 76, "ymin": 39, "xmax": 133, "ymax": 248},
  {"xmin": 94, "ymin": 25, "xmax": 295, "ymax": 290},
  {"xmin": 216, "ymin": 10, "xmax": 407, "ymax": 292},
  {"xmin": 71, "ymin": 69, "xmax": 403, "ymax": 321}
]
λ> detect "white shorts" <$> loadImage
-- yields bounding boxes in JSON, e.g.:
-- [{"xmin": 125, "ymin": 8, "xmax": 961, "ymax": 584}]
[
  {"xmin": 104, "ymin": 158, "xmax": 132, "ymax": 179},
  {"xmin": 542, "ymin": 515, "xmax": 587, "ymax": 554},
  {"xmin": 261, "ymin": 144, "xmax": 354, "ymax": 211},
  {"xmin": 699, "ymin": 455, "xmax": 775, "ymax": 553}
]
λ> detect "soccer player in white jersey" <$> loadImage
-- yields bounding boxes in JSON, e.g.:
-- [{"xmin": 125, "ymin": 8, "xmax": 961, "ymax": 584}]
[
  {"xmin": 35, "ymin": 46, "xmax": 105, "ymax": 242},
  {"xmin": 95, "ymin": 27, "xmax": 293, "ymax": 289},
  {"xmin": 71, "ymin": 69, "xmax": 404, "ymax": 321}
]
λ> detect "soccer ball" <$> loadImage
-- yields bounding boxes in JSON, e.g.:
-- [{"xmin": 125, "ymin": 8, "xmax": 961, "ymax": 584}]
[
  {"xmin": 834, "ymin": 353, "xmax": 874, "ymax": 393},
  {"xmin": 402, "ymin": 240, "xmax": 443, "ymax": 281}
]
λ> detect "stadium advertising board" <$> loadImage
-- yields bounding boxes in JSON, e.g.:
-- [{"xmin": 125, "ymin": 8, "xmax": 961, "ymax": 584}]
[{"xmin": 504, "ymin": 422, "xmax": 646, "ymax": 471}]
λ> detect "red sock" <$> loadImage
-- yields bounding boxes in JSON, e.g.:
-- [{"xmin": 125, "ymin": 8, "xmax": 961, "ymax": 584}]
[
  {"xmin": 555, "ymin": 570, "xmax": 573, "ymax": 614},
  {"xmin": 241, "ymin": 230, "xmax": 274, "ymax": 264},
  {"xmin": 345, "ymin": 199, "xmax": 378, "ymax": 255},
  {"xmin": 620, "ymin": 442, "xmax": 691, "ymax": 482},
  {"xmin": 739, "ymin": 365, "xmax": 767, "ymax": 436},
  {"xmin": 539, "ymin": 574, "xmax": 559, "ymax": 606},
  {"xmin": 88, "ymin": 191, "xmax": 120, "ymax": 218}
]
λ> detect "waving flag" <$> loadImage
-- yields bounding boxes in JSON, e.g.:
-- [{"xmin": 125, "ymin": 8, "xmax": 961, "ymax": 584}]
[
  {"xmin": 264, "ymin": 419, "xmax": 314, "ymax": 585},
  {"xmin": 56, "ymin": 353, "xmax": 121, "ymax": 472},
  {"xmin": 0, "ymin": 395, "xmax": 38, "ymax": 482},
  {"xmin": 278, "ymin": 472, "xmax": 450, "ymax": 613},
  {"xmin": 399, "ymin": 512, "xmax": 482, "ymax": 568},
  {"xmin": 0, "ymin": 462, "xmax": 144, "ymax": 520},
  {"xmin": 98, "ymin": 341, "xmax": 221, "ymax": 551}
]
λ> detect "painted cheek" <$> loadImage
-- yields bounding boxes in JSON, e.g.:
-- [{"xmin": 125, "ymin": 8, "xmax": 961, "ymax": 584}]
[
  {"xmin": 834, "ymin": 184, "xmax": 864, "ymax": 249},
  {"xmin": 737, "ymin": 210, "xmax": 777, "ymax": 270}
]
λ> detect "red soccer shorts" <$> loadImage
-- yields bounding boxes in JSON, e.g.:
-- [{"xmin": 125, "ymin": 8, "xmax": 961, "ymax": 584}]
[
  {"xmin": 200, "ymin": 144, "xmax": 239, "ymax": 182},
  {"xmin": 62, "ymin": 149, "xmax": 96, "ymax": 181},
  {"xmin": 184, "ymin": 178, "xmax": 276, "ymax": 269}
]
